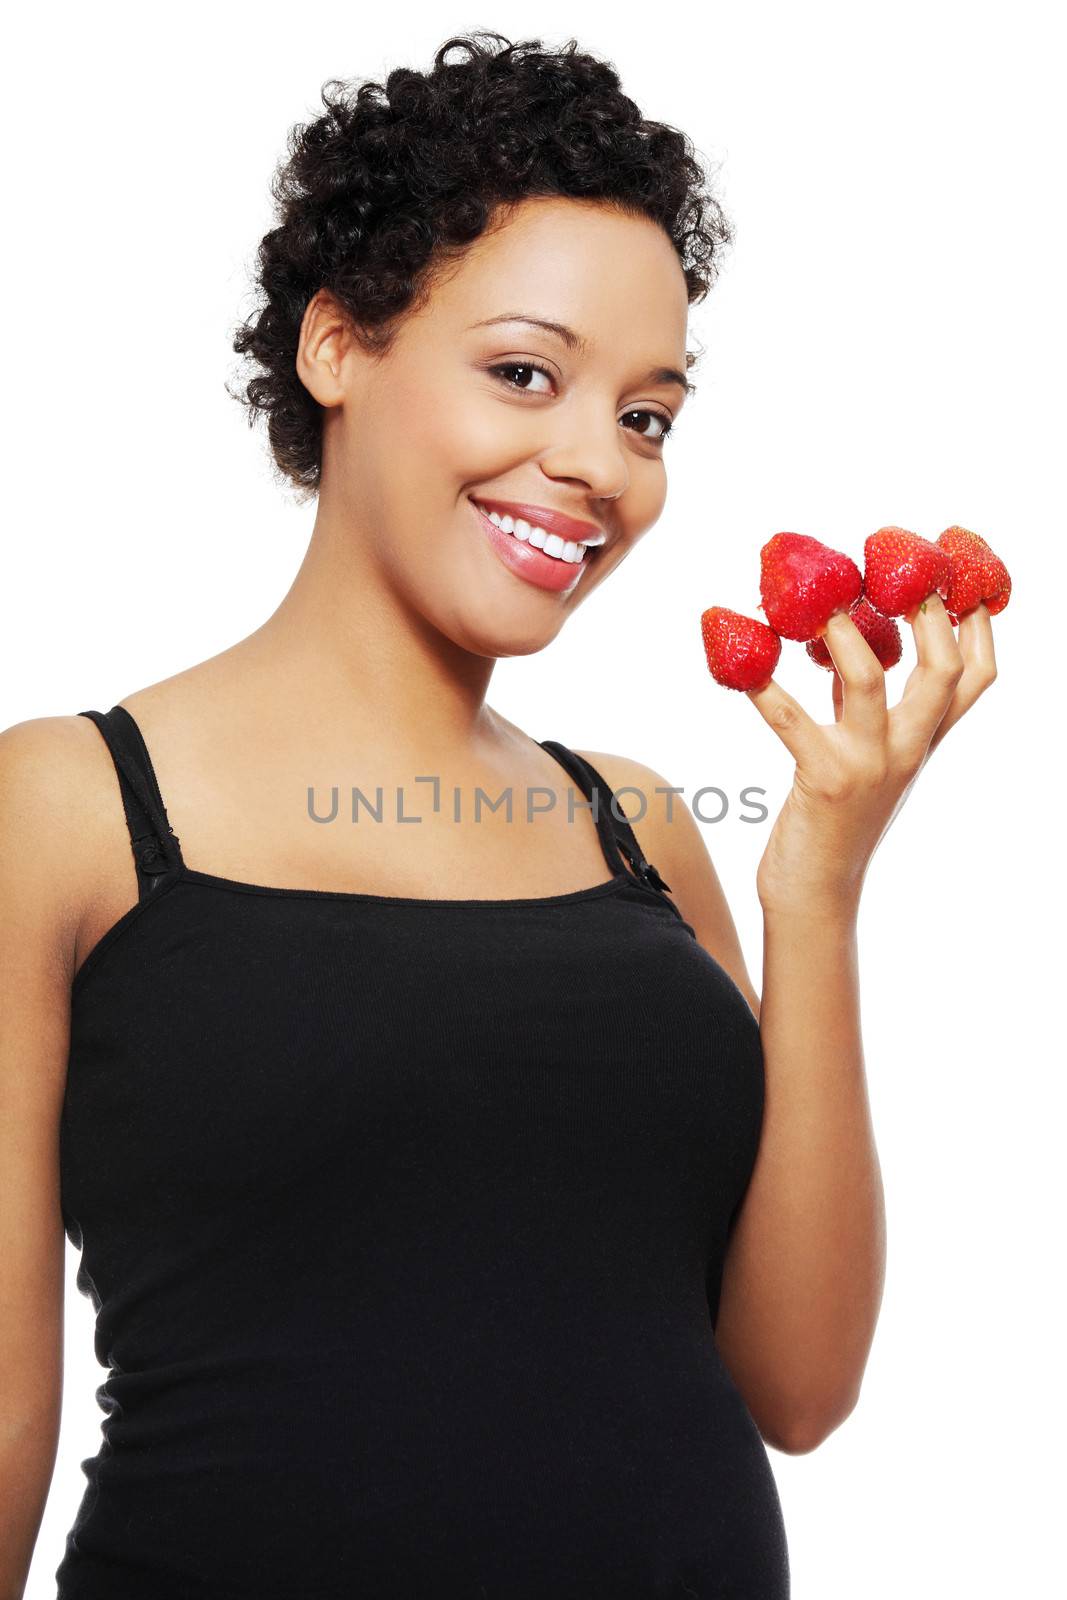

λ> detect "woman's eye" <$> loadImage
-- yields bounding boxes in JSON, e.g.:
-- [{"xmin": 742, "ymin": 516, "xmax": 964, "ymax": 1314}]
[
  {"xmin": 487, "ymin": 363, "xmax": 674, "ymax": 445},
  {"xmin": 488, "ymin": 361, "xmax": 555, "ymax": 394},
  {"xmin": 621, "ymin": 409, "xmax": 674, "ymax": 444}
]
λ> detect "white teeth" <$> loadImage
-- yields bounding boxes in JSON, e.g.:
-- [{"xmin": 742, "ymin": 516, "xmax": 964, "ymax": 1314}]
[{"xmin": 478, "ymin": 503, "xmax": 595, "ymax": 564}]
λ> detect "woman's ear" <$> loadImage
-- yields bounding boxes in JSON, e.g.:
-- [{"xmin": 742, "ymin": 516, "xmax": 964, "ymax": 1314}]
[{"xmin": 296, "ymin": 289, "xmax": 365, "ymax": 408}]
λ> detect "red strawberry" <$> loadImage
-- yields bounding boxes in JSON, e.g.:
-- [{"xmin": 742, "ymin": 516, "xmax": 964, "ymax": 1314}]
[
  {"xmin": 806, "ymin": 598, "xmax": 903, "ymax": 671},
  {"xmin": 862, "ymin": 525, "xmax": 951, "ymax": 618},
  {"xmin": 937, "ymin": 525, "xmax": 1012, "ymax": 617},
  {"xmin": 700, "ymin": 607, "xmax": 782, "ymax": 691},
  {"xmin": 979, "ymin": 549, "xmax": 1011, "ymax": 615},
  {"xmin": 758, "ymin": 532, "xmax": 862, "ymax": 641},
  {"xmin": 937, "ymin": 526, "xmax": 986, "ymax": 614}
]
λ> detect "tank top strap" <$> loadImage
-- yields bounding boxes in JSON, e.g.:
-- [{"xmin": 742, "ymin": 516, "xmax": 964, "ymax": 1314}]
[
  {"xmin": 538, "ymin": 739, "xmax": 682, "ymax": 916},
  {"xmin": 78, "ymin": 705, "xmax": 184, "ymax": 898}
]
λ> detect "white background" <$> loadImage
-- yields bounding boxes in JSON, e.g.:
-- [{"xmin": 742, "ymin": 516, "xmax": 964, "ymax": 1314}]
[{"xmin": 5, "ymin": 2, "xmax": 1062, "ymax": 1595}]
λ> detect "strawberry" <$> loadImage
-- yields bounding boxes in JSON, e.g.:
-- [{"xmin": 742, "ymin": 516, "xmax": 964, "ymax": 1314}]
[
  {"xmin": 700, "ymin": 607, "xmax": 782, "ymax": 691},
  {"xmin": 758, "ymin": 532, "xmax": 862, "ymax": 641},
  {"xmin": 937, "ymin": 525, "xmax": 1012, "ymax": 617},
  {"xmin": 806, "ymin": 597, "xmax": 903, "ymax": 671},
  {"xmin": 979, "ymin": 549, "xmax": 1012, "ymax": 616},
  {"xmin": 862, "ymin": 525, "xmax": 951, "ymax": 618},
  {"xmin": 937, "ymin": 526, "xmax": 986, "ymax": 614}
]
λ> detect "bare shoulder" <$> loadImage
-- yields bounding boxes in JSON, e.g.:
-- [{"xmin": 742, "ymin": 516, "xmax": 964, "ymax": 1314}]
[
  {"xmin": 0, "ymin": 711, "xmax": 119, "ymax": 826},
  {"xmin": 572, "ymin": 748, "xmax": 760, "ymax": 1020},
  {"xmin": 0, "ymin": 714, "xmax": 120, "ymax": 982},
  {"xmin": 0, "ymin": 710, "xmax": 107, "ymax": 773}
]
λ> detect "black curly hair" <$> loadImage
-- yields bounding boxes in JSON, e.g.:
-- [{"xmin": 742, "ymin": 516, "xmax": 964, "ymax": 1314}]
[{"xmin": 228, "ymin": 31, "xmax": 734, "ymax": 500}]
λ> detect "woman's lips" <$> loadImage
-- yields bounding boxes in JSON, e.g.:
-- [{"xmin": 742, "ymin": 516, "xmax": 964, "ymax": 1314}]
[{"xmin": 469, "ymin": 498, "xmax": 592, "ymax": 595}]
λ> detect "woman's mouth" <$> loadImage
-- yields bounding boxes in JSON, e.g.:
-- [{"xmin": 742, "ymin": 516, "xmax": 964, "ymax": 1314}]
[{"xmin": 468, "ymin": 497, "xmax": 601, "ymax": 595}]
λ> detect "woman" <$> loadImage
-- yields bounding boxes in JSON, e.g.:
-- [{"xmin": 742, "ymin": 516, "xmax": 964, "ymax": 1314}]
[{"xmin": 0, "ymin": 31, "xmax": 997, "ymax": 1600}]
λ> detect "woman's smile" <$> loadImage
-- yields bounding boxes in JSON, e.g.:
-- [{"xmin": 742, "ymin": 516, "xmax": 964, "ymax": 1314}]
[{"xmin": 468, "ymin": 495, "xmax": 602, "ymax": 595}]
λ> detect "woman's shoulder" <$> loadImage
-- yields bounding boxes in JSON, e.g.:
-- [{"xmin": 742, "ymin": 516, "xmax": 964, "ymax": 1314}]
[
  {"xmin": 0, "ymin": 659, "xmax": 212, "ymax": 811},
  {"xmin": 569, "ymin": 747, "xmax": 685, "ymax": 854},
  {"xmin": 0, "ymin": 710, "xmax": 110, "ymax": 796},
  {"xmin": 571, "ymin": 746, "xmax": 760, "ymax": 1018},
  {"xmin": 0, "ymin": 690, "xmax": 175, "ymax": 806},
  {"xmin": 0, "ymin": 714, "xmax": 116, "ymax": 984},
  {"xmin": 569, "ymin": 746, "xmax": 699, "ymax": 879}
]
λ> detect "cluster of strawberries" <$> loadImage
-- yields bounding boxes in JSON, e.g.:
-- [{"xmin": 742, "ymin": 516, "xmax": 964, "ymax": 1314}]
[{"xmin": 700, "ymin": 524, "xmax": 1012, "ymax": 692}]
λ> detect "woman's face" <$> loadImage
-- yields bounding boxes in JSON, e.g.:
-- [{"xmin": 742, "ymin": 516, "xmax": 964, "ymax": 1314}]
[{"xmin": 312, "ymin": 194, "xmax": 692, "ymax": 657}]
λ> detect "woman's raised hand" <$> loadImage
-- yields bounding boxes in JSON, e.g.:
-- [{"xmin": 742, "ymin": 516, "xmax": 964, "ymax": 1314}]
[{"xmin": 747, "ymin": 595, "xmax": 997, "ymax": 916}]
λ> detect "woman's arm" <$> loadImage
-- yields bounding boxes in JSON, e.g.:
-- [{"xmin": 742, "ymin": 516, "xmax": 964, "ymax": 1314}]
[
  {"xmin": 664, "ymin": 804, "xmax": 884, "ymax": 1456},
  {"xmin": 594, "ymin": 770, "xmax": 880, "ymax": 1456},
  {"xmin": 714, "ymin": 897, "xmax": 881, "ymax": 1455},
  {"xmin": 0, "ymin": 719, "xmax": 86, "ymax": 1599}
]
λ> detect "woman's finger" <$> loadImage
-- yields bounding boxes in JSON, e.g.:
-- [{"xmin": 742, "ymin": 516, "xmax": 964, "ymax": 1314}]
[
  {"xmin": 819, "ymin": 610, "xmax": 889, "ymax": 739},
  {"xmin": 831, "ymin": 670, "xmax": 844, "ymax": 723},
  {"xmin": 927, "ymin": 602, "xmax": 998, "ymax": 751},
  {"xmin": 892, "ymin": 591, "xmax": 965, "ymax": 749},
  {"xmin": 746, "ymin": 677, "xmax": 825, "ymax": 766}
]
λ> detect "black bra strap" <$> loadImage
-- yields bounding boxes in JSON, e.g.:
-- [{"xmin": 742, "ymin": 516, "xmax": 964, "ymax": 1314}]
[
  {"xmin": 538, "ymin": 739, "xmax": 682, "ymax": 917},
  {"xmin": 79, "ymin": 706, "xmax": 183, "ymax": 899}
]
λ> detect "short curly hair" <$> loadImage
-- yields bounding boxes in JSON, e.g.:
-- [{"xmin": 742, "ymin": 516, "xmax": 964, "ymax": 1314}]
[{"xmin": 228, "ymin": 31, "xmax": 734, "ymax": 500}]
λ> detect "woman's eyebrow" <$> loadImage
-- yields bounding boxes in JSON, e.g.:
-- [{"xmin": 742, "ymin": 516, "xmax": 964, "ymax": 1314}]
[{"xmin": 468, "ymin": 312, "xmax": 695, "ymax": 396}]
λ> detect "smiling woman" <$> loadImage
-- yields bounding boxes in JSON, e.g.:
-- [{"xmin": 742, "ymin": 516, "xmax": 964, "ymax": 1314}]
[
  {"xmin": 0, "ymin": 28, "xmax": 813, "ymax": 1600},
  {"xmin": 244, "ymin": 198, "xmax": 707, "ymax": 664},
  {"xmin": 268, "ymin": 190, "xmax": 704, "ymax": 647}
]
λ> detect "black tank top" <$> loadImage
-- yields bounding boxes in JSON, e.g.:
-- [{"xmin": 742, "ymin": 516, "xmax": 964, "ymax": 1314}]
[{"xmin": 56, "ymin": 703, "xmax": 789, "ymax": 1599}]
